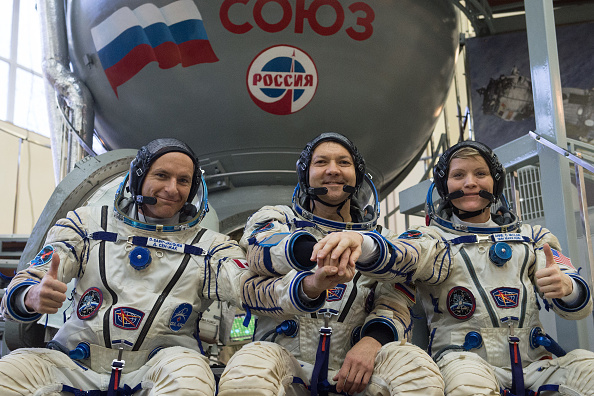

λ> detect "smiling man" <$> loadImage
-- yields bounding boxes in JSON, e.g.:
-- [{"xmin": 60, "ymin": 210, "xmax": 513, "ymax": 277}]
[
  {"xmin": 137, "ymin": 151, "xmax": 194, "ymax": 219},
  {"xmin": 218, "ymin": 133, "xmax": 444, "ymax": 396},
  {"xmin": 0, "ymin": 138, "xmax": 248, "ymax": 396}
]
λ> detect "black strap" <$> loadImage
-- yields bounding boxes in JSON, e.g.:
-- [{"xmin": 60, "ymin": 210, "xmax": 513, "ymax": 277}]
[
  {"xmin": 132, "ymin": 228, "xmax": 207, "ymax": 351},
  {"xmin": 99, "ymin": 205, "xmax": 118, "ymax": 348},
  {"xmin": 337, "ymin": 272, "xmax": 361, "ymax": 322}
]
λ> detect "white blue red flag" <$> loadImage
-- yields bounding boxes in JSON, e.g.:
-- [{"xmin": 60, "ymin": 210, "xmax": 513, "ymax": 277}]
[
  {"xmin": 91, "ymin": 0, "xmax": 218, "ymax": 95},
  {"xmin": 550, "ymin": 248, "xmax": 574, "ymax": 269}
]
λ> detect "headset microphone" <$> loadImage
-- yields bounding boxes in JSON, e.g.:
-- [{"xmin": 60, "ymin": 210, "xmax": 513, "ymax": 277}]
[
  {"xmin": 478, "ymin": 190, "xmax": 497, "ymax": 203},
  {"xmin": 444, "ymin": 190, "xmax": 464, "ymax": 201},
  {"xmin": 134, "ymin": 195, "xmax": 157, "ymax": 205},
  {"xmin": 307, "ymin": 187, "xmax": 328, "ymax": 195}
]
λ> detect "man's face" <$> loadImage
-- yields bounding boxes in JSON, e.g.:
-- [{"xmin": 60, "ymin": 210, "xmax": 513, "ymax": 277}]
[
  {"xmin": 140, "ymin": 152, "xmax": 194, "ymax": 219},
  {"xmin": 308, "ymin": 141, "xmax": 356, "ymax": 205},
  {"xmin": 447, "ymin": 155, "xmax": 494, "ymax": 218}
]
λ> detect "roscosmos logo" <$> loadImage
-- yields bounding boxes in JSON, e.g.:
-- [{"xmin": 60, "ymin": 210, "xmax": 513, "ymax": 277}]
[{"xmin": 246, "ymin": 45, "xmax": 318, "ymax": 115}]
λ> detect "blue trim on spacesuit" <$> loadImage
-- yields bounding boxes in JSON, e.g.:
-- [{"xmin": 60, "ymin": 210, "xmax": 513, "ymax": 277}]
[
  {"xmin": 356, "ymin": 231, "xmax": 388, "ymax": 270},
  {"xmin": 551, "ymin": 274, "xmax": 591, "ymax": 312},
  {"xmin": 292, "ymin": 271, "xmax": 325, "ymax": 313},
  {"xmin": 425, "ymin": 182, "xmax": 522, "ymax": 234},
  {"xmin": 286, "ymin": 230, "xmax": 317, "ymax": 271},
  {"xmin": 6, "ymin": 281, "xmax": 43, "ymax": 322},
  {"xmin": 361, "ymin": 317, "xmax": 398, "ymax": 342}
]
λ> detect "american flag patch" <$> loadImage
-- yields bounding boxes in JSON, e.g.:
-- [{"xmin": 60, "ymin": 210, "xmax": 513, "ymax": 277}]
[
  {"xmin": 550, "ymin": 248, "xmax": 574, "ymax": 269},
  {"xmin": 233, "ymin": 259, "xmax": 248, "ymax": 269}
]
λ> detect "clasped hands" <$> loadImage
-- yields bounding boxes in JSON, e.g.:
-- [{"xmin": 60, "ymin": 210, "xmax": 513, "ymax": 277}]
[{"xmin": 302, "ymin": 231, "xmax": 362, "ymax": 299}]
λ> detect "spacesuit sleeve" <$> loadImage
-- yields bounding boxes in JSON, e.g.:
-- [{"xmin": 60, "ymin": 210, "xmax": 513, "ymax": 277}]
[
  {"xmin": 1, "ymin": 208, "xmax": 92, "ymax": 322},
  {"xmin": 357, "ymin": 226, "xmax": 452, "ymax": 285},
  {"xmin": 240, "ymin": 206, "xmax": 318, "ymax": 277},
  {"xmin": 199, "ymin": 231, "xmax": 249, "ymax": 307},
  {"xmin": 531, "ymin": 225, "xmax": 593, "ymax": 320},
  {"xmin": 360, "ymin": 281, "xmax": 416, "ymax": 343},
  {"xmin": 240, "ymin": 269, "xmax": 326, "ymax": 320}
]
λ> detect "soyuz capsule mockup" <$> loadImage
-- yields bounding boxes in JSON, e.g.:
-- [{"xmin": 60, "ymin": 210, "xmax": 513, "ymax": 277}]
[{"xmin": 61, "ymin": 0, "xmax": 459, "ymax": 232}]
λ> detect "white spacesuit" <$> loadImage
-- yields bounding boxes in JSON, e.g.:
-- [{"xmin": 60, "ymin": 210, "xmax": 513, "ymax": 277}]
[
  {"xmin": 400, "ymin": 141, "xmax": 594, "ymax": 396},
  {"xmin": 0, "ymin": 138, "xmax": 248, "ymax": 396},
  {"xmin": 218, "ymin": 133, "xmax": 444, "ymax": 396}
]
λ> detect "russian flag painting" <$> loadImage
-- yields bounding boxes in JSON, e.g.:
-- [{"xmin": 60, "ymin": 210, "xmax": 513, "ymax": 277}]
[{"xmin": 91, "ymin": 0, "xmax": 219, "ymax": 96}]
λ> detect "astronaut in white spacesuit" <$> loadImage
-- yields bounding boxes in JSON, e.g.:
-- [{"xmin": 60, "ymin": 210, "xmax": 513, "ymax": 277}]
[
  {"xmin": 404, "ymin": 140, "xmax": 594, "ymax": 395},
  {"xmin": 0, "ymin": 138, "xmax": 248, "ymax": 396},
  {"xmin": 218, "ymin": 133, "xmax": 444, "ymax": 396}
]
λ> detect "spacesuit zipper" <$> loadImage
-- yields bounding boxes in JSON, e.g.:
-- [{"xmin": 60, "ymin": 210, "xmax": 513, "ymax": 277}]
[{"xmin": 459, "ymin": 248, "xmax": 500, "ymax": 327}]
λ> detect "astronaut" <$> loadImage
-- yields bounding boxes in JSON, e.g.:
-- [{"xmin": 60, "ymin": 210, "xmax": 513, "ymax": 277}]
[
  {"xmin": 0, "ymin": 138, "xmax": 248, "ymax": 396},
  {"xmin": 218, "ymin": 133, "xmax": 444, "ymax": 396},
  {"xmin": 404, "ymin": 140, "xmax": 594, "ymax": 395}
]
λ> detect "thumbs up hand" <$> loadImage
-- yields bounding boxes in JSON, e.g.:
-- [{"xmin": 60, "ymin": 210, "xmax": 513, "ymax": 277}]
[
  {"xmin": 535, "ymin": 243, "xmax": 573, "ymax": 299},
  {"xmin": 24, "ymin": 254, "xmax": 68, "ymax": 314}
]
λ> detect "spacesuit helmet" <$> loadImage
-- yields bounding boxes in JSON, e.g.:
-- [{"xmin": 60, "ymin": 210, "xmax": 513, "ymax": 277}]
[
  {"xmin": 293, "ymin": 133, "xmax": 378, "ymax": 230},
  {"xmin": 114, "ymin": 138, "xmax": 209, "ymax": 231},
  {"xmin": 433, "ymin": 140, "xmax": 505, "ymax": 204},
  {"xmin": 426, "ymin": 140, "xmax": 520, "ymax": 233},
  {"xmin": 296, "ymin": 132, "xmax": 366, "ymax": 201},
  {"xmin": 128, "ymin": 137, "xmax": 202, "ymax": 204}
]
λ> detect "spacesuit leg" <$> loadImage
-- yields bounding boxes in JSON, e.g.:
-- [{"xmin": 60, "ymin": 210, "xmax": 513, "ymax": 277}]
[
  {"xmin": 365, "ymin": 342, "xmax": 444, "ymax": 396},
  {"xmin": 141, "ymin": 346, "xmax": 215, "ymax": 396},
  {"xmin": 218, "ymin": 341, "xmax": 308, "ymax": 396},
  {"xmin": 524, "ymin": 349, "xmax": 594, "ymax": 396},
  {"xmin": 437, "ymin": 351, "xmax": 500, "ymax": 396},
  {"xmin": 0, "ymin": 348, "xmax": 93, "ymax": 396}
]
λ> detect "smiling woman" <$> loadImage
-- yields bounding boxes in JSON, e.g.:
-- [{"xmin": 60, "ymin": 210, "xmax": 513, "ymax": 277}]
[{"xmin": 446, "ymin": 153, "xmax": 495, "ymax": 223}]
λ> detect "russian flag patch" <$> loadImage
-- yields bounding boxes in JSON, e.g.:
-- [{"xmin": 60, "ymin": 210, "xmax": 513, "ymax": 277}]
[{"xmin": 233, "ymin": 259, "xmax": 248, "ymax": 269}]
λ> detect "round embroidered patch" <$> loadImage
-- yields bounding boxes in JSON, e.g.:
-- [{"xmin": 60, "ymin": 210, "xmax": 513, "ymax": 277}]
[
  {"xmin": 77, "ymin": 287, "xmax": 103, "ymax": 320},
  {"xmin": 398, "ymin": 230, "xmax": 423, "ymax": 239},
  {"xmin": 169, "ymin": 303, "xmax": 193, "ymax": 331},
  {"xmin": 447, "ymin": 286, "xmax": 476, "ymax": 320},
  {"xmin": 30, "ymin": 245, "xmax": 54, "ymax": 267}
]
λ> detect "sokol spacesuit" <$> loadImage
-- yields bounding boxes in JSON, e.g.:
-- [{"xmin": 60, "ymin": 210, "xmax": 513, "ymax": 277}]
[
  {"xmin": 403, "ymin": 141, "xmax": 594, "ymax": 395},
  {"xmin": 0, "ymin": 138, "xmax": 248, "ymax": 396},
  {"xmin": 218, "ymin": 133, "xmax": 444, "ymax": 396}
]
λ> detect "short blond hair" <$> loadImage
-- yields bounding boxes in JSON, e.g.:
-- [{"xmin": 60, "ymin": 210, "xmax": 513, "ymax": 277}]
[{"xmin": 450, "ymin": 147, "xmax": 481, "ymax": 161}]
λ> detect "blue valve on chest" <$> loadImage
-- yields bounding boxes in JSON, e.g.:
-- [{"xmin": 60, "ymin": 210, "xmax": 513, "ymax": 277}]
[
  {"xmin": 489, "ymin": 242, "xmax": 512, "ymax": 266},
  {"xmin": 129, "ymin": 246, "xmax": 152, "ymax": 270}
]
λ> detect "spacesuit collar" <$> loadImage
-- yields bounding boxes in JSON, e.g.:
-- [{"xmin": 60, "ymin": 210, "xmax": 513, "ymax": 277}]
[
  {"xmin": 451, "ymin": 213, "xmax": 498, "ymax": 228},
  {"xmin": 128, "ymin": 207, "xmax": 181, "ymax": 225},
  {"xmin": 426, "ymin": 182, "xmax": 521, "ymax": 234},
  {"xmin": 293, "ymin": 204, "xmax": 374, "ymax": 232}
]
